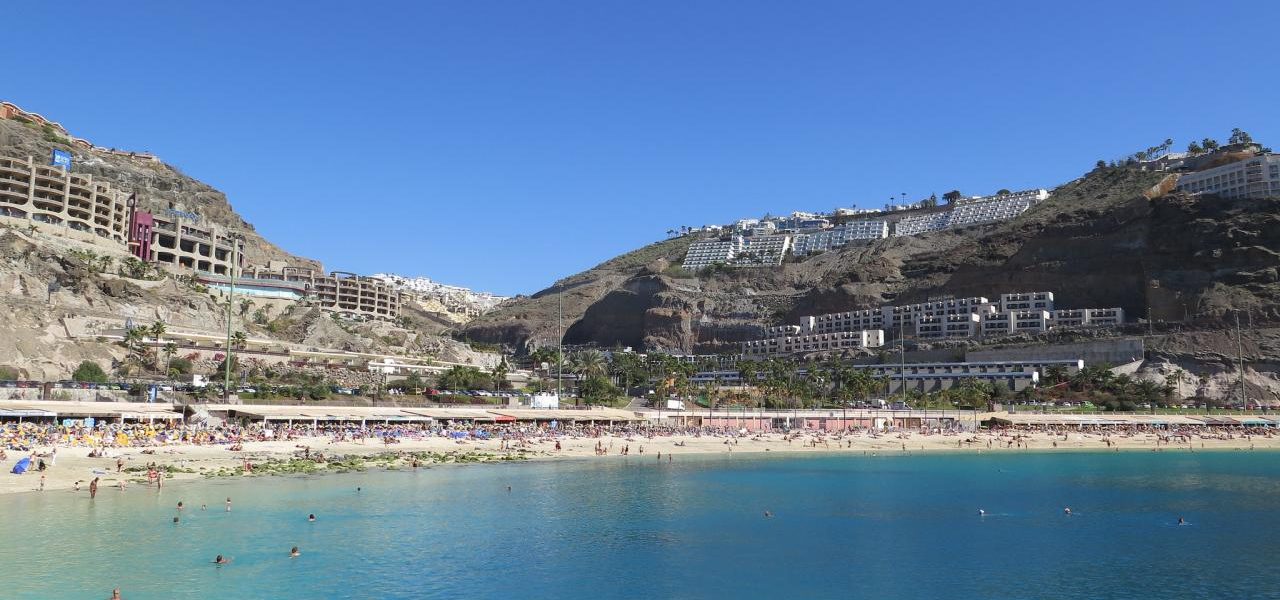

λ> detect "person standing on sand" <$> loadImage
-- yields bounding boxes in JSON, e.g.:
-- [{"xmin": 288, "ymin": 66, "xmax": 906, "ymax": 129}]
[
  {"xmin": 116, "ymin": 457, "xmax": 124, "ymax": 473},
  {"xmin": 89, "ymin": 477, "xmax": 99, "ymax": 499}
]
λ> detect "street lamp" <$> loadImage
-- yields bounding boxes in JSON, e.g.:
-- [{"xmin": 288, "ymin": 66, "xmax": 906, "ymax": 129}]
[{"xmin": 223, "ymin": 232, "xmax": 244, "ymax": 400}]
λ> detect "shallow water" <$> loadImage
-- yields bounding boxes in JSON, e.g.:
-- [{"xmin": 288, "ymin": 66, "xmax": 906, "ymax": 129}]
[{"xmin": 3, "ymin": 451, "xmax": 1279, "ymax": 599}]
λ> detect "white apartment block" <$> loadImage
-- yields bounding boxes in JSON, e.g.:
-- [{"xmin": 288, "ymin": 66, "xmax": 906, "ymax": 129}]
[
  {"xmin": 892, "ymin": 188, "xmax": 1050, "ymax": 237},
  {"xmin": 742, "ymin": 329, "xmax": 885, "ymax": 359},
  {"xmin": 792, "ymin": 220, "xmax": 889, "ymax": 255},
  {"xmin": 893, "ymin": 211, "xmax": 950, "ymax": 236},
  {"xmin": 982, "ymin": 310, "xmax": 1051, "ymax": 337},
  {"xmin": 742, "ymin": 290, "xmax": 1124, "ymax": 357},
  {"xmin": 738, "ymin": 234, "xmax": 792, "ymax": 265},
  {"xmin": 916, "ymin": 313, "xmax": 982, "ymax": 339},
  {"xmin": 951, "ymin": 189, "xmax": 1050, "ymax": 207},
  {"xmin": 948, "ymin": 195, "xmax": 1040, "ymax": 228},
  {"xmin": 682, "ymin": 237, "xmax": 742, "ymax": 270},
  {"xmin": 683, "ymin": 234, "xmax": 793, "ymax": 269},
  {"xmin": 998, "ymin": 291, "xmax": 1054, "ymax": 312},
  {"xmin": 1175, "ymin": 154, "xmax": 1280, "ymax": 199},
  {"xmin": 1050, "ymin": 307, "xmax": 1124, "ymax": 328}
]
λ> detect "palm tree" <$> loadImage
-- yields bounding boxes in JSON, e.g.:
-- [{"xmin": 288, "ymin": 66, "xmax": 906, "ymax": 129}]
[
  {"xmin": 164, "ymin": 342, "xmax": 178, "ymax": 376},
  {"xmin": 145, "ymin": 322, "xmax": 167, "ymax": 371},
  {"xmin": 230, "ymin": 331, "xmax": 248, "ymax": 350},
  {"xmin": 569, "ymin": 349, "xmax": 607, "ymax": 379},
  {"xmin": 490, "ymin": 359, "xmax": 509, "ymax": 392}
]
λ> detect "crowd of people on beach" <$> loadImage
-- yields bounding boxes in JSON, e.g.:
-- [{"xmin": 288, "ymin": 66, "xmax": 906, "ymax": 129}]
[{"xmin": 4, "ymin": 418, "xmax": 1277, "ymax": 458}]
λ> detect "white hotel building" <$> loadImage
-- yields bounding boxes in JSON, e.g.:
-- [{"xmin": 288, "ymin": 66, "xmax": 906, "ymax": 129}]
[
  {"xmin": 892, "ymin": 189, "xmax": 1049, "ymax": 237},
  {"xmin": 1175, "ymin": 154, "xmax": 1280, "ymax": 199},
  {"xmin": 792, "ymin": 219, "xmax": 889, "ymax": 255},
  {"xmin": 743, "ymin": 290, "xmax": 1125, "ymax": 357},
  {"xmin": 682, "ymin": 234, "xmax": 793, "ymax": 270}
]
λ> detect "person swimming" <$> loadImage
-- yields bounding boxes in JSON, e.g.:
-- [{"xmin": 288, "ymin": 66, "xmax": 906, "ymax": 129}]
[
  {"xmin": 1064, "ymin": 507, "xmax": 1072, "ymax": 515},
  {"xmin": 308, "ymin": 513, "xmax": 316, "ymax": 522},
  {"xmin": 177, "ymin": 501, "xmax": 184, "ymax": 511},
  {"xmin": 763, "ymin": 510, "xmax": 773, "ymax": 518},
  {"xmin": 213, "ymin": 555, "xmax": 230, "ymax": 565},
  {"xmin": 290, "ymin": 546, "xmax": 300, "ymax": 557},
  {"xmin": 172, "ymin": 516, "xmax": 180, "ymax": 524},
  {"xmin": 1178, "ymin": 517, "xmax": 1186, "ymax": 525},
  {"xmin": 978, "ymin": 509, "xmax": 986, "ymax": 516}
]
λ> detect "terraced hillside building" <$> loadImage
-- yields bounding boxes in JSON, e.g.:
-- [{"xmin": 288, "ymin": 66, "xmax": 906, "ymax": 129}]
[
  {"xmin": 682, "ymin": 234, "xmax": 793, "ymax": 269},
  {"xmin": 312, "ymin": 272, "xmax": 402, "ymax": 321},
  {"xmin": 144, "ymin": 211, "xmax": 244, "ymax": 276},
  {"xmin": 196, "ymin": 264, "xmax": 402, "ymax": 321},
  {"xmin": 0, "ymin": 155, "xmax": 130, "ymax": 244},
  {"xmin": 742, "ymin": 290, "xmax": 1124, "ymax": 358},
  {"xmin": 792, "ymin": 219, "xmax": 889, "ymax": 255}
]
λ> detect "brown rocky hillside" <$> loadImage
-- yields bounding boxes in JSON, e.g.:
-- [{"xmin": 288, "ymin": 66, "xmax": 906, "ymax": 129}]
[{"xmin": 464, "ymin": 167, "xmax": 1280, "ymax": 354}]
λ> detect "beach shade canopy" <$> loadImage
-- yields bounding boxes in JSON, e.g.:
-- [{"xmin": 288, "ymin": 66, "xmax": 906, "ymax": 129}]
[
  {"xmin": 11, "ymin": 457, "xmax": 31, "ymax": 474},
  {"xmin": 492, "ymin": 415, "xmax": 516, "ymax": 423}
]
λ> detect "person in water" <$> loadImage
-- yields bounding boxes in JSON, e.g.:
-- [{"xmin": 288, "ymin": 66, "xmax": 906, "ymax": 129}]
[
  {"xmin": 290, "ymin": 546, "xmax": 300, "ymax": 557},
  {"xmin": 173, "ymin": 516, "xmax": 180, "ymax": 524},
  {"xmin": 213, "ymin": 555, "xmax": 230, "ymax": 565},
  {"xmin": 110, "ymin": 587, "xmax": 122, "ymax": 599},
  {"xmin": 308, "ymin": 513, "xmax": 316, "ymax": 522},
  {"xmin": 1178, "ymin": 517, "xmax": 1186, "ymax": 525},
  {"xmin": 978, "ymin": 509, "xmax": 986, "ymax": 516},
  {"xmin": 1064, "ymin": 507, "xmax": 1072, "ymax": 515}
]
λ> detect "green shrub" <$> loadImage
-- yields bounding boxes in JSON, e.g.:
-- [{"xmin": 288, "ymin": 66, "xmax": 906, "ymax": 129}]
[{"xmin": 72, "ymin": 360, "xmax": 108, "ymax": 383}]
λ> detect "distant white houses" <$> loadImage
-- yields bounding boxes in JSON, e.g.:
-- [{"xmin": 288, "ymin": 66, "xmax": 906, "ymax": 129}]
[{"xmin": 680, "ymin": 187, "xmax": 1051, "ymax": 268}]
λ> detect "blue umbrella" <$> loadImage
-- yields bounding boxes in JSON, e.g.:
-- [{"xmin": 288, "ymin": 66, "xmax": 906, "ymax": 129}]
[{"xmin": 11, "ymin": 457, "xmax": 31, "ymax": 474}]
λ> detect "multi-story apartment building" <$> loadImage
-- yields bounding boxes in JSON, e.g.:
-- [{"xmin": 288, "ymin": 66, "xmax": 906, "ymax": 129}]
[
  {"xmin": 809, "ymin": 309, "xmax": 885, "ymax": 333},
  {"xmin": 792, "ymin": 220, "xmax": 889, "ymax": 255},
  {"xmin": 951, "ymin": 189, "xmax": 1050, "ymax": 207},
  {"xmin": 1175, "ymin": 154, "xmax": 1280, "ymax": 199},
  {"xmin": 916, "ymin": 313, "xmax": 982, "ymax": 339},
  {"xmin": 892, "ymin": 211, "xmax": 950, "ymax": 236},
  {"xmin": 891, "ymin": 189, "xmax": 1050, "ymax": 237},
  {"xmin": 742, "ymin": 329, "xmax": 884, "ymax": 359},
  {"xmin": 682, "ymin": 237, "xmax": 742, "ymax": 270},
  {"xmin": 144, "ymin": 212, "xmax": 243, "ymax": 276},
  {"xmin": 0, "ymin": 155, "xmax": 130, "ymax": 244},
  {"xmin": 742, "ymin": 290, "xmax": 1123, "ymax": 357},
  {"xmin": 312, "ymin": 271, "xmax": 402, "ymax": 321},
  {"xmin": 738, "ymin": 234, "xmax": 792, "ymax": 265},
  {"xmin": 998, "ymin": 291, "xmax": 1054, "ymax": 312},
  {"xmin": 981, "ymin": 310, "xmax": 1052, "ymax": 337},
  {"xmin": 1049, "ymin": 307, "xmax": 1124, "ymax": 328},
  {"xmin": 682, "ymin": 235, "xmax": 793, "ymax": 269}
]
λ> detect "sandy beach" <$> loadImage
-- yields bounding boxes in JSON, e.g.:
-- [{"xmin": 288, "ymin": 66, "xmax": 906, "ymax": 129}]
[{"xmin": 5, "ymin": 428, "xmax": 1277, "ymax": 497}]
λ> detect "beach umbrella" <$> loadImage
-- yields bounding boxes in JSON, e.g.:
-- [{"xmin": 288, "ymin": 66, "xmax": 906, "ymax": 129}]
[{"xmin": 11, "ymin": 457, "xmax": 31, "ymax": 474}]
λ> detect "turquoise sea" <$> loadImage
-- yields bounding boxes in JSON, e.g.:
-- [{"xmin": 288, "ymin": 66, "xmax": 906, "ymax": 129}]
[{"xmin": 3, "ymin": 451, "xmax": 1280, "ymax": 599}]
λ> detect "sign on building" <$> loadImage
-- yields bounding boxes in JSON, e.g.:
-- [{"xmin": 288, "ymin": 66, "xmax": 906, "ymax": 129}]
[{"xmin": 51, "ymin": 149, "xmax": 72, "ymax": 172}]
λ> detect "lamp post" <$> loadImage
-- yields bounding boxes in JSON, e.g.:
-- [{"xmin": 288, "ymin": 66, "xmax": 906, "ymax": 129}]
[{"xmin": 223, "ymin": 233, "xmax": 242, "ymax": 400}]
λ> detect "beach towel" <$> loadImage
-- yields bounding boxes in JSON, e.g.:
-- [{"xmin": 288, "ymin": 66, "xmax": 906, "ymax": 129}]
[{"xmin": 11, "ymin": 457, "xmax": 31, "ymax": 474}]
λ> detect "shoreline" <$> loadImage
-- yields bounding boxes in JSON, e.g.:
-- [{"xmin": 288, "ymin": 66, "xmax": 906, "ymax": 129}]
[{"xmin": 6, "ymin": 429, "xmax": 1277, "ymax": 497}]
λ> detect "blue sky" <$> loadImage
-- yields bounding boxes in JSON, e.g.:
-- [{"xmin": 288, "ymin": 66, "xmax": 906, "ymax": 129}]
[{"xmin": 5, "ymin": 1, "xmax": 1277, "ymax": 295}]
